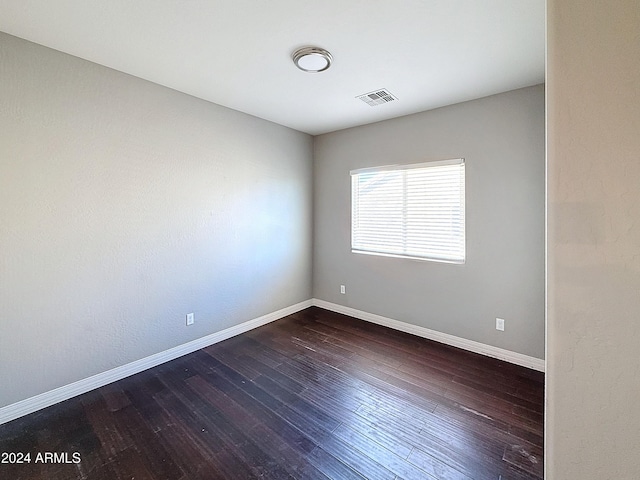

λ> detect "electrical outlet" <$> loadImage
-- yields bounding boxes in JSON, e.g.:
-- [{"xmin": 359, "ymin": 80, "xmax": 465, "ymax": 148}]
[
  {"xmin": 186, "ymin": 313, "xmax": 195, "ymax": 326},
  {"xmin": 340, "ymin": 285, "xmax": 346, "ymax": 294},
  {"xmin": 496, "ymin": 317, "xmax": 505, "ymax": 331}
]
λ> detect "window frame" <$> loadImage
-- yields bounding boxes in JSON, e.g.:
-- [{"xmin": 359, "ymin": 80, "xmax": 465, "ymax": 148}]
[{"xmin": 350, "ymin": 158, "xmax": 466, "ymax": 264}]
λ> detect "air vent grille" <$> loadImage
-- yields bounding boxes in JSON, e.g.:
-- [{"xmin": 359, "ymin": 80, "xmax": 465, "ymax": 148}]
[{"xmin": 356, "ymin": 89, "xmax": 397, "ymax": 106}]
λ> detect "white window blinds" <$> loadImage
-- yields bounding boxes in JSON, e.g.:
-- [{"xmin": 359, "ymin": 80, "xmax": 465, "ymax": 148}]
[{"xmin": 351, "ymin": 159, "xmax": 465, "ymax": 263}]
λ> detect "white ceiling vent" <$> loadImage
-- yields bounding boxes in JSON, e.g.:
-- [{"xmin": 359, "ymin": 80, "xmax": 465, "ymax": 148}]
[{"xmin": 356, "ymin": 89, "xmax": 397, "ymax": 106}]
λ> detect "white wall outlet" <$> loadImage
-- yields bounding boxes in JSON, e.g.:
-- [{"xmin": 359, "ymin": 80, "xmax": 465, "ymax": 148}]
[
  {"xmin": 496, "ymin": 317, "xmax": 505, "ymax": 331},
  {"xmin": 186, "ymin": 313, "xmax": 195, "ymax": 326},
  {"xmin": 340, "ymin": 285, "xmax": 346, "ymax": 294}
]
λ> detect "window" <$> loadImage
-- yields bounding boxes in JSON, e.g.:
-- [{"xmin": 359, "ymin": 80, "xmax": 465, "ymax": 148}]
[{"xmin": 351, "ymin": 158, "xmax": 465, "ymax": 263}]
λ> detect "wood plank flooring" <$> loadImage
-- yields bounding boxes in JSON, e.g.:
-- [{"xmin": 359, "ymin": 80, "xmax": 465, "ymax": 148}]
[{"xmin": 0, "ymin": 307, "xmax": 544, "ymax": 479}]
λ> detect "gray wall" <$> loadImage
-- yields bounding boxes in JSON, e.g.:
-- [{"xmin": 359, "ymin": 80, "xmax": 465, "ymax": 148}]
[
  {"xmin": 0, "ymin": 33, "xmax": 313, "ymax": 408},
  {"xmin": 546, "ymin": 0, "xmax": 640, "ymax": 477},
  {"xmin": 313, "ymin": 85, "xmax": 545, "ymax": 359}
]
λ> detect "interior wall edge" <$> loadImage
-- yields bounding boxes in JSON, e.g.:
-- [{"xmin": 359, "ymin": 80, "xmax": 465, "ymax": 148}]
[
  {"xmin": 1, "ymin": 296, "xmax": 547, "ymax": 427},
  {"xmin": 0, "ymin": 299, "xmax": 313, "ymax": 426},
  {"xmin": 313, "ymin": 298, "xmax": 546, "ymax": 372}
]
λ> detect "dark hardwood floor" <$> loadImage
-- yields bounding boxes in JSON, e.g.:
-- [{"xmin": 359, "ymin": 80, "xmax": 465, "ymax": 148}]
[{"xmin": 0, "ymin": 307, "xmax": 544, "ymax": 479}]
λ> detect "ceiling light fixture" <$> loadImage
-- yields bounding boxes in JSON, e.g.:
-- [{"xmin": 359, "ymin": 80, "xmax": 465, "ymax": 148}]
[{"xmin": 292, "ymin": 47, "xmax": 332, "ymax": 73}]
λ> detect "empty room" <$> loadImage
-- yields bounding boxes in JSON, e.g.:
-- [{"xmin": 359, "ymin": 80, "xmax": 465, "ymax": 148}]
[{"xmin": 1, "ymin": 1, "xmax": 638, "ymax": 479}]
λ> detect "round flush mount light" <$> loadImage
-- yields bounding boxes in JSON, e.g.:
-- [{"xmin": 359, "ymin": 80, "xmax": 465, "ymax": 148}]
[{"xmin": 292, "ymin": 46, "xmax": 333, "ymax": 73}]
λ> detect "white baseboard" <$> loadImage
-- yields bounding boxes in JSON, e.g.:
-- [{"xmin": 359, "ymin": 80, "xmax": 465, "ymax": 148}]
[
  {"xmin": 0, "ymin": 300, "xmax": 312, "ymax": 425},
  {"xmin": 1, "ymin": 298, "xmax": 544, "ymax": 425},
  {"xmin": 312, "ymin": 299, "xmax": 545, "ymax": 372}
]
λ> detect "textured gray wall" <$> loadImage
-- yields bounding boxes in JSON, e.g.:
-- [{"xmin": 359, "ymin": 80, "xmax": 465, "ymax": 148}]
[
  {"xmin": 0, "ymin": 33, "xmax": 313, "ymax": 408},
  {"xmin": 546, "ymin": 0, "xmax": 640, "ymax": 477},
  {"xmin": 313, "ymin": 85, "xmax": 545, "ymax": 359}
]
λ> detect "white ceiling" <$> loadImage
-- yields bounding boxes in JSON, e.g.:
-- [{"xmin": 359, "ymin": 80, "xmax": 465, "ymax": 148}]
[{"xmin": 0, "ymin": 1, "xmax": 545, "ymax": 135}]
